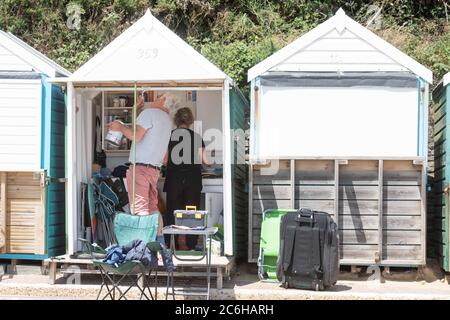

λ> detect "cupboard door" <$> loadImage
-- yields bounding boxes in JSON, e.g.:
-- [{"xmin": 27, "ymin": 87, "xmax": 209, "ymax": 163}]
[{"xmin": 5, "ymin": 172, "xmax": 45, "ymax": 254}]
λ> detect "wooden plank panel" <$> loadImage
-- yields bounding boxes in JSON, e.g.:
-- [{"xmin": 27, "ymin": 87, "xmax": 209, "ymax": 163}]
[
  {"xmin": 382, "ymin": 215, "xmax": 422, "ymax": 230},
  {"xmin": 253, "ymin": 160, "xmax": 290, "ymax": 184},
  {"xmin": 7, "ymin": 185, "xmax": 41, "ymax": 199},
  {"xmin": 378, "ymin": 160, "xmax": 383, "ymax": 263},
  {"xmin": 340, "ymin": 245, "xmax": 422, "ymax": 262},
  {"xmin": 0, "ymin": 172, "xmax": 6, "ymax": 253},
  {"xmin": 339, "ymin": 230, "xmax": 421, "ymax": 245},
  {"xmin": 295, "ymin": 200, "xmax": 335, "ymax": 215},
  {"xmin": 382, "ymin": 245, "xmax": 422, "ymax": 261},
  {"xmin": 4, "ymin": 171, "xmax": 43, "ymax": 255},
  {"xmin": 383, "ymin": 185, "xmax": 421, "ymax": 200},
  {"xmin": 339, "ymin": 160, "xmax": 378, "ymax": 185},
  {"xmin": 339, "ymin": 200, "xmax": 378, "ymax": 215},
  {"xmin": 339, "ymin": 215, "xmax": 421, "ymax": 230},
  {"xmin": 253, "ymin": 185, "xmax": 291, "ymax": 200},
  {"xmin": 252, "ymin": 243, "xmax": 423, "ymax": 263},
  {"xmin": 295, "ymin": 185, "xmax": 335, "ymax": 200},
  {"xmin": 252, "ymin": 199, "xmax": 292, "ymax": 214},
  {"xmin": 295, "ymin": 160, "xmax": 334, "ymax": 185},
  {"xmin": 7, "ymin": 172, "xmax": 40, "ymax": 186},
  {"xmin": 250, "ymin": 213, "xmax": 404, "ymax": 230},
  {"xmin": 383, "ymin": 160, "xmax": 421, "ymax": 186},
  {"xmin": 339, "ymin": 215, "xmax": 378, "ymax": 229},
  {"xmin": 339, "ymin": 185, "xmax": 379, "ymax": 200},
  {"xmin": 340, "ymin": 244, "xmax": 377, "ymax": 260}
]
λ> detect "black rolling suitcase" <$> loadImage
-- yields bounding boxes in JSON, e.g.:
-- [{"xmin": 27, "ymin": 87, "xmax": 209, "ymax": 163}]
[{"xmin": 276, "ymin": 208, "xmax": 339, "ymax": 291}]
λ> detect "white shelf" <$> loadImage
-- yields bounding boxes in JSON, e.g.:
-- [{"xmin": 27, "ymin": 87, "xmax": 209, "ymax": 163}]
[{"xmin": 104, "ymin": 107, "xmax": 134, "ymax": 110}]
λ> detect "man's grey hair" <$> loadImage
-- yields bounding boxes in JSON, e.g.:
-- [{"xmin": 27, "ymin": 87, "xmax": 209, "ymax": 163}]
[{"xmin": 163, "ymin": 93, "xmax": 182, "ymax": 116}]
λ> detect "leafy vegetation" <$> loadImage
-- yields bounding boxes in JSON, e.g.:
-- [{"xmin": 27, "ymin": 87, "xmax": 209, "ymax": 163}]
[{"xmin": 0, "ymin": 0, "xmax": 448, "ymax": 92}]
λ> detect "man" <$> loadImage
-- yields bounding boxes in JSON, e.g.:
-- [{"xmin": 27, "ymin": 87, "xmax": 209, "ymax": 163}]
[{"xmin": 109, "ymin": 94, "xmax": 172, "ymax": 236}]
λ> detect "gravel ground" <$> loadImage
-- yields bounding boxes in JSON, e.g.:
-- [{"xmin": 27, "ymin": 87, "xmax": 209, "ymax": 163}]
[{"xmin": 0, "ymin": 261, "xmax": 449, "ymax": 300}]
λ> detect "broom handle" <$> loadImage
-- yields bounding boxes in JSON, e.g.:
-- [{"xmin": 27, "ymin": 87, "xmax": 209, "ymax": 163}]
[{"xmin": 132, "ymin": 82, "xmax": 137, "ymax": 213}]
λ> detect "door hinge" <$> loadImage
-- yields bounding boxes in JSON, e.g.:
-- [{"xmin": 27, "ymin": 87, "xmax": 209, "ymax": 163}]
[{"xmin": 38, "ymin": 172, "xmax": 67, "ymax": 187}]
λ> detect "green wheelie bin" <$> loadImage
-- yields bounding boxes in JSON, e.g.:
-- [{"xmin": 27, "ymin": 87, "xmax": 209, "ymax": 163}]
[{"xmin": 257, "ymin": 209, "xmax": 296, "ymax": 281}]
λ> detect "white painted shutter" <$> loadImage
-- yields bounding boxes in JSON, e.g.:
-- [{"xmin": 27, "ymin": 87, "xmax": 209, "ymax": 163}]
[
  {"xmin": 0, "ymin": 79, "xmax": 42, "ymax": 171},
  {"xmin": 256, "ymin": 86, "xmax": 419, "ymax": 158}
]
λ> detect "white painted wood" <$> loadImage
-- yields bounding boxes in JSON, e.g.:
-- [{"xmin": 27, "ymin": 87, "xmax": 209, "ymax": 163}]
[
  {"xmin": 196, "ymin": 90, "xmax": 223, "ymax": 135},
  {"xmin": 256, "ymin": 86, "xmax": 418, "ymax": 158},
  {"xmin": 0, "ymin": 30, "xmax": 70, "ymax": 77},
  {"xmin": 0, "ymin": 44, "xmax": 32, "ymax": 71},
  {"xmin": 444, "ymin": 72, "xmax": 450, "ymax": 86},
  {"xmin": 303, "ymin": 37, "xmax": 374, "ymax": 51},
  {"xmin": 67, "ymin": 83, "xmax": 77, "ymax": 255},
  {"xmin": 247, "ymin": 9, "xmax": 432, "ymax": 83},
  {"xmin": 0, "ymin": 80, "xmax": 42, "ymax": 171},
  {"xmin": 271, "ymin": 63, "xmax": 407, "ymax": 72},
  {"xmin": 249, "ymin": 80, "xmax": 256, "ymax": 161},
  {"xmin": 222, "ymin": 79, "xmax": 233, "ymax": 256},
  {"xmin": 283, "ymin": 49, "xmax": 397, "ymax": 65},
  {"xmin": 67, "ymin": 9, "xmax": 229, "ymax": 83}
]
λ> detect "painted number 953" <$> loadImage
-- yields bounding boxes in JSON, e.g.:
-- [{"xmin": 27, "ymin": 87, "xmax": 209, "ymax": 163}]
[{"xmin": 137, "ymin": 48, "xmax": 158, "ymax": 60}]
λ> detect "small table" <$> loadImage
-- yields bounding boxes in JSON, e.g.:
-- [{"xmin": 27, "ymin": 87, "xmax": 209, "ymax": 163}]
[{"xmin": 162, "ymin": 226, "xmax": 218, "ymax": 300}]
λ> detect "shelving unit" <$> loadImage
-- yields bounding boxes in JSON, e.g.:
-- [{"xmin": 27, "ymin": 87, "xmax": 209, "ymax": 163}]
[{"xmin": 101, "ymin": 91, "xmax": 134, "ymax": 153}]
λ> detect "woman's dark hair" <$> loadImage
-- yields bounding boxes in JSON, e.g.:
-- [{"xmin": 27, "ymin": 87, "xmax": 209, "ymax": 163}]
[{"xmin": 174, "ymin": 107, "xmax": 194, "ymax": 127}]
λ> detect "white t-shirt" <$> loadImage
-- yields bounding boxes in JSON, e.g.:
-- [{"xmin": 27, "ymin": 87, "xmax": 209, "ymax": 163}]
[{"xmin": 129, "ymin": 109, "xmax": 172, "ymax": 167}]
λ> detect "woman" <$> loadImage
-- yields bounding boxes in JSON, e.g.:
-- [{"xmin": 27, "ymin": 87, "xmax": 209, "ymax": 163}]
[{"xmin": 163, "ymin": 107, "xmax": 208, "ymax": 250}]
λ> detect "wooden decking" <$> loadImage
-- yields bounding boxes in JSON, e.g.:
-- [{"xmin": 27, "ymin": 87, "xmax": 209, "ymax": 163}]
[{"xmin": 44, "ymin": 254, "xmax": 235, "ymax": 289}]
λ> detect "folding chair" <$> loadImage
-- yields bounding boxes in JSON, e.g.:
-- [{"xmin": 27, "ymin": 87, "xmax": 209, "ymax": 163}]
[{"xmin": 81, "ymin": 213, "xmax": 162, "ymax": 300}]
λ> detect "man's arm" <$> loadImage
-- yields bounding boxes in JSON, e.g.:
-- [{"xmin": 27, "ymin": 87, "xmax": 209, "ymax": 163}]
[
  {"xmin": 109, "ymin": 121, "xmax": 146, "ymax": 142},
  {"xmin": 108, "ymin": 95, "xmax": 168, "ymax": 143}
]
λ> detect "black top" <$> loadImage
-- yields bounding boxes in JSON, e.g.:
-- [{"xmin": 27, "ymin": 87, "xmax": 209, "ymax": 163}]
[{"xmin": 164, "ymin": 128, "xmax": 205, "ymax": 190}]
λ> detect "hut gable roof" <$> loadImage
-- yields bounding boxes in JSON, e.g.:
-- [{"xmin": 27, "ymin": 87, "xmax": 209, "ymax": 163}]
[
  {"xmin": 0, "ymin": 31, "xmax": 70, "ymax": 77},
  {"xmin": 68, "ymin": 9, "xmax": 229, "ymax": 83},
  {"xmin": 248, "ymin": 9, "xmax": 432, "ymax": 84}
]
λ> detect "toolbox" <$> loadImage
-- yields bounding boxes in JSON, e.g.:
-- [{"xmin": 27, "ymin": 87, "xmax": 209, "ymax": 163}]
[{"xmin": 174, "ymin": 206, "xmax": 208, "ymax": 228}]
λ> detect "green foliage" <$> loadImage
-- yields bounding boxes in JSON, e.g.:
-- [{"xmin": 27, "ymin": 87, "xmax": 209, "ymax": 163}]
[{"xmin": 0, "ymin": 0, "xmax": 448, "ymax": 92}]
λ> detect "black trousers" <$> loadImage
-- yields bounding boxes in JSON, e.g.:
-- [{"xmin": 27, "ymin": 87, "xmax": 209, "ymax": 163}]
[{"xmin": 164, "ymin": 176, "xmax": 202, "ymax": 250}]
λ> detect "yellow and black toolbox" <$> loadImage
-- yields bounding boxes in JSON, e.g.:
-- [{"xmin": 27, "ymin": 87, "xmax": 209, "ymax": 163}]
[{"xmin": 174, "ymin": 206, "xmax": 208, "ymax": 228}]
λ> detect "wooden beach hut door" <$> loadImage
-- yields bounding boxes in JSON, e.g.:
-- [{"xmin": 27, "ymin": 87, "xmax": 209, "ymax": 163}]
[{"xmin": 0, "ymin": 78, "xmax": 66, "ymax": 255}]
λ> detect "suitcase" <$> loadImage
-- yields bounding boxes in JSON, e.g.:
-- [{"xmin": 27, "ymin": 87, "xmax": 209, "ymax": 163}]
[
  {"xmin": 276, "ymin": 208, "xmax": 339, "ymax": 291},
  {"xmin": 174, "ymin": 206, "xmax": 208, "ymax": 228}
]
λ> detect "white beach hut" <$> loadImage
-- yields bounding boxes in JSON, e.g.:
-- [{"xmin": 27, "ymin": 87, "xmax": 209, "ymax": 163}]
[
  {"xmin": 0, "ymin": 31, "xmax": 70, "ymax": 260},
  {"xmin": 247, "ymin": 9, "xmax": 432, "ymax": 266},
  {"xmin": 53, "ymin": 9, "xmax": 249, "ymax": 260}
]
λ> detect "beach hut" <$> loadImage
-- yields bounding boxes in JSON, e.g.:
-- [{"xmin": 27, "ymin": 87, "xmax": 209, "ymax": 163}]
[
  {"xmin": 431, "ymin": 72, "xmax": 450, "ymax": 270},
  {"xmin": 52, "ymin": 9, "xmax": 249, "ymax": 260},
  {"xmin": 247, "ymin": 9, "xmax": 432, "ymax": 266},
  {"xmin": 0, "ymin": 31, "xmax": 70, "ymax": 260}
]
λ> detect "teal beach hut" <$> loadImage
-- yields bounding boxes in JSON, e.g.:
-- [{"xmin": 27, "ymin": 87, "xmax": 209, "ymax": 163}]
[{"xmin": 0, "ymin": 31, "xmax": 70, "ymax": 260}]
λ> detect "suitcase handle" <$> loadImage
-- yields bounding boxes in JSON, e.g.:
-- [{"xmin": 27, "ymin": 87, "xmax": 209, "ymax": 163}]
[
  {"xmin": 296, "ymin": 208, "xmax": 314, "ymax": 225},
  {"xmin": 185, "ymin": 205, "xmax": 197, "ymax": 211}
]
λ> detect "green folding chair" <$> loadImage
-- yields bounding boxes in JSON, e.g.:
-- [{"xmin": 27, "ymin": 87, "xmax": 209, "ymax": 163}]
[
  {"xmin": 80, "ymin": 213, "xmax": 161, "ymax": 300},
  {"xmin": 258, "ymin": 209, "xmax": 296, "ymax": 281}
]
